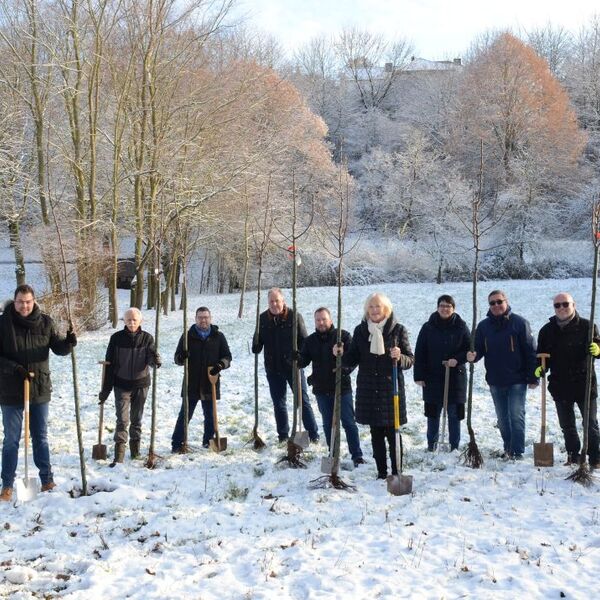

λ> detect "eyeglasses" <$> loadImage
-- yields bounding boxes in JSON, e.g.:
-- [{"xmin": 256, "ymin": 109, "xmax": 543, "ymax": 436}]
[
  {"xmin": 438, "ymin": 303, "xmax": 454, "ymax": 309},
  {"xmin": 553, "ymin": 302, "xmax": 571, "ymax": 309},
  {"xmin": 489, "ymin": 299, "xmax": 505, "ymax": 306}
]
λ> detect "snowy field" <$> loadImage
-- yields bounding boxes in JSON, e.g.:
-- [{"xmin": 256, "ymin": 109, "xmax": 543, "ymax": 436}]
[{"xmin": 1, "ymin": 276, "xmax": 599, "ymax": 599}]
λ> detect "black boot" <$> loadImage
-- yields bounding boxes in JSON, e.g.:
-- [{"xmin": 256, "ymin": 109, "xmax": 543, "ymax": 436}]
[
  {"xmin": 110, "ymin": 443, "xmax": 126, "ymax": 467},
  {"xmin": 130, "ymin": 439, "xmax": 141, "ymax": 459}
]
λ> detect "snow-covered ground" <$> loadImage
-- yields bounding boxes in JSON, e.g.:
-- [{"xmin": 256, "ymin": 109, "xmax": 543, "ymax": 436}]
[{"xmin": 1, "ymin": 277, "xmax": 599, "ymax": 599}]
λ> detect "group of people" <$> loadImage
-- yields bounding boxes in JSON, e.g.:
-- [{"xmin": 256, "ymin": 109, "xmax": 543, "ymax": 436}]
[{"xmin": 1, "ymin": 283, "xmax": 599, "ymax": 502}]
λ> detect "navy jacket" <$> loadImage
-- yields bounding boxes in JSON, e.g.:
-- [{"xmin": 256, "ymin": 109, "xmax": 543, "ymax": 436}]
[
  {"xmin": 413, "ymin": 312, "xmax": 470, "ymax": 405},
  {"xmin": 473, "ymin": 307, "xmax": 537, "ymax": 386}
]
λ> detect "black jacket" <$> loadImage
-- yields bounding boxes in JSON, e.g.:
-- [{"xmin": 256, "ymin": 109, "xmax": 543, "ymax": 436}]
[
  {"xmin": 299, "ymin": 326, "xmax": 353, "ymax": 394},
  {"xmin": 174, "ymin": 325, "xmax": 232, "ymax": 399},
  {"xmin": 252, "ymin": 307, "xmax": 307, "ymax": 374},
  {"xmin": 343, "ymin": 313, "xmax": 414, "ymax": 427},
  {"xmin": 413, "ymin": 312, "xmax": 470, "ymax": 405},
  {"xmin": 0, "ymin": 302, "xmax": 72, "ymax": 406},
  {"xmin": 101, "ymin": 327, "xmax": 160, "ymax": 393},
  {"xmin": 537, "ymin": 312, "xmax": 599, "ymax": 399}
]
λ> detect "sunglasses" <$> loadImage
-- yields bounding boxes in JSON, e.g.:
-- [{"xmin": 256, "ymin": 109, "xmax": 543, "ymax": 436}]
[
  {"xmin": 553, "ymin": 302, "xmax": 571, "ymax": 309},
  {"xmin": 489, "ymin": 299, "xmax": 505, "ymax": 306}
]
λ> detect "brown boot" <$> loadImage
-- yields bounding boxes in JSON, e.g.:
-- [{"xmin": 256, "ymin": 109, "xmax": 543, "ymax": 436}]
[
  {"xmin": 110, "ymin": 443, "xmax": 126, "ymax": 467},
  {"xmin": 0, "ymin": 487, "xmax": 12, "ymax": 502},
  {"xmin": 41, "ymin": 482, "xmax": 56, "ymax": 492},
  {"xmin": 129, "ymin": 440, "xmax": 140, "ymax": 459}
]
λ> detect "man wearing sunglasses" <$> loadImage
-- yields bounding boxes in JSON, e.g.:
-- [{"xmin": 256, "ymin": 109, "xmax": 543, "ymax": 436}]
[
  {"xmin": 467, "ymin": 290, "xmax": 538, "ymax": 460},
  {"xmin": 536, "ymin": 293, "xmax": 600, "ymax": 468}
]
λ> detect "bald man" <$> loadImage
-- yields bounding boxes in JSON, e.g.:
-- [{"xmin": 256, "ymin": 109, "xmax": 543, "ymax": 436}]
[
  {"xmin": 537, "ymin": 292, "xmax": 600, "ymax": 467},
  {"xmin": 99, "ymin": 307, "xmax": 161, "ymax": 465}
]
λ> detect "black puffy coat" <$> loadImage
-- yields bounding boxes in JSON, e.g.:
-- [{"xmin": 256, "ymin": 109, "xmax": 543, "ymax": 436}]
[
  {"xmin": 101, "ymin": 327, "xmax": 160, "ymax": 393},
  {"xmin": 252, "ymin": 307, "xmax": 307, "ymax": 374},
  {"xmin": 537, "ymin": 312, "xmax": 599, "ymax": 399},
  {"xmin": 413, "ymin": 312, "xmax": 470, "ymax": 405},
  {"xmin": 174, "ymin": 325, "xmax": 232, "ymax": 399},
  {"xmin": 299, "ymin": 326, "xmax": 353, "ymax": 394},
  {"xmin": 0, "ymin": 302, "xmax": 72, "ymax": 406},
  {"xmin": 343, "ymin": 313, "xmax": 413, "ymax": 427}
]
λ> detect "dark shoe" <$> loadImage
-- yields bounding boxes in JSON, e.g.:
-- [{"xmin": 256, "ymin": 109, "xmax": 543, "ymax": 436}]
[
  {"xmin": 564, "ymin": 454, "xmax": 580, "ymax": 466},
  {"xmin": 590, "ymin": 460, "xmax": 600, "ymax": 470},
  {"xmin": 110, "ymin": 443, "xmax": 126, "ymax": 467},
  {"xmin": 353, "ymin": 457, "xmax": 366, "ymax": 467},
  {"xmin": 377, "ymin": 472, "xmax": 388, "ymax": 480},
  {"xmin": 202, "ymin": 442, "xmax": 210, "ymax": 449},
  {"xmin": 310, "ymin": 437, "xmax": 320, "ymax": 444},
  {"xmin": 129, "ymin": 440, "xmax": 141, "ymax": 459},
  {"xmin": 171, "ymin": 446, "xmax": 181, "ymax": 454},
  {"xmin": 41, "ymin": 482, "xmax": 56, "ymax": 492},
  {"xmin": 0, "ymin": 487, "xmax": 12, "ymax": 502}
]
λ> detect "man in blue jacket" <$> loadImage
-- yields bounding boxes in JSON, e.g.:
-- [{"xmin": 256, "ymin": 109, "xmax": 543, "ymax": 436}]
[{"xmin": 467, "ymin": 290, "xmax": 538, "ymax": 459}]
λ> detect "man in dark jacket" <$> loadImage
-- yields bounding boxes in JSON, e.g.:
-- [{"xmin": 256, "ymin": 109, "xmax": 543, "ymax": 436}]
[
  {"xmin": 467, "ymin": 289, "xmax": 538, "ymax": 459},
  {"xmin": 0, "ymin": 284, "xmax": 76, "ymax": 502},
  {"xmin": 99, "ymin": 307, "xmax": 161, "ymax": 464},
  {"xmin": 414, "ymin": 295, "xmax": 470, "ymax": 451},
  {"xmin": 537, "ymin": 292, "xmax": 600, "ymax": 467},
  {"xmin": 252, "ymin": 288, "xmax": 319, "ymax": 443},
  {"xmin": 171, "ymin": 306, "xmax": 232, "ymax": 451},
  {"xmin": 299, "ymin": 307, "xmax": 363, "ymax": 466}
]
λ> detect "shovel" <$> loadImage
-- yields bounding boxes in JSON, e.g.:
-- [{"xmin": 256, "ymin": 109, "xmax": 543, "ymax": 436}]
[
  {"xmin": 534, "ymin": 353, "xmax": 553, "ymax": 467},
  {"xmin": 387, "ymin": 359, "xmax": 413, "ymax": 496},
  {"xmin": 16, "ymin": 374, "xmax": 40, "ymax": 502},
  {"xmin": 92, "ymin": 361, "xmax": 109, "ymax": 461},
  {"xmin": 437, "ymin": 361, "xmax": 451, "ymax": 453},
  {"xmin": 208, "ymin": 368, "xmax": 227, "ymax": 452},
  {"xmin": 293, "ymin": 367, "xmax": 309, "ymax": 449},
  {"xmin": 321, "ymin": 417, "xmax": 338, "ymax": 473}
]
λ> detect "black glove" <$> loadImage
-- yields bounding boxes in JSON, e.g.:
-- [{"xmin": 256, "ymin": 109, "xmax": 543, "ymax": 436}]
[
  {"xmin": 307, "ymin": 374, "xmax": 313, "ymax": 387},
  {"xmin": 209, "ymin": 362, "xmax": 224, "ymax": 376},
  {"xmin": 251, "ymin": 341, "xmax": 261, "ymax": 354},
  {"xmin": 151, "ymin": 352, "xmax": 162, "ymax": 369},
  {"xmin": 179, "ymin": 349, "xmax": 189, "ymax": 360},
  {"xmin": 290, "ymin": 350, "xmax": 301, "ymax": 362},
  {"xmin": 65, "ymin": 327, "xmax": 77, "ymax": 347},
  {"xmin": 98, "ymin": 390, "xmax": 110, "ymax": 404},
  {"xmin": 14, "ymin": 365, "xmax": 30, "ymax": 380}
]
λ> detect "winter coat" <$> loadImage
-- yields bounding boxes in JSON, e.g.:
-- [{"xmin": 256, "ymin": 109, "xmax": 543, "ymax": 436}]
[
  {"xmin": 343, "ymin": 313, "xmax": 414, "ymax": 427},
  {"xmin": 252, "ymin": 307, "xmax": 307, "ymax": 374},
  {"xmin": 0, "ymin": 301, "xmax": 72, "ymax": 406},
  {"xmin": 537, "ymin": 312, "xmax": 599, "ymax": 399},
  {"xmin": 174, "ymin": 325, "xmax": 232, "ymax": 399},
  {"xmin": 413, "ymin": 312, "xmax": 470, "ymax": 405},
  {"xmin": 473, "ymin": 307, "xmax": 537, "ymax": 386},
  {"xmin": 299, "ymin": 326, "xmax": 353, "ymax": 394},
  {"xmin": 101, "ymin": 327, "xmax": 160, "ymax": 393}
]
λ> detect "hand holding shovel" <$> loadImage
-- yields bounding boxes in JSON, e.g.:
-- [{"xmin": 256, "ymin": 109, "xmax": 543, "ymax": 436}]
[{"xmin": 16, "ymin": 373, "xmax": 40, "ymax": 502}]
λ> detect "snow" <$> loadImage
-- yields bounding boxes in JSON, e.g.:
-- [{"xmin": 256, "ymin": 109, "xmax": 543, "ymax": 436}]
[{"xmin": 1, "ymin": 278, "xmax": 599, "ymax": 599}]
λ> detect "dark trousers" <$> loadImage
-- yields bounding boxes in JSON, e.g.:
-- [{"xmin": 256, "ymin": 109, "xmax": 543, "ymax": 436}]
[
  {"xmin": 1, "ymin": 402, "xmax": 53, "ymax": 488},
  {"xmin": 266, "ymin": 369, "xmax": 319, "ymax": 442},
  {"xmin": 113, "ymin": 386, "xmax": 148, "ymax": 444},
  {"xmin": 315, "ymin": 391, "xmax": 362, "ymax": 460},
  {"xmin": 426, "ymin": 403, "xmax": 461, "ymax": 451},
  {"xmin": 171, "ymin": 396, "xmax": 214, "ymax": 450},
  {"xmin": 370, "ymin": 425, "xmax": 397, "ymax": 476},
  {"xmin": 553, "ymin": 394, "xmax": 600, "ymax": 462}
]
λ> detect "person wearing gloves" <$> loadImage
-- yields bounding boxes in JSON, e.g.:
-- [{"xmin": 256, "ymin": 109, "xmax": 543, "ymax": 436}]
[
  {"xmin": 536, "ymin": 292, "xmax": 600, "ymax": 468},
  {"xmin": 343, "ymin": 292, "xmax": 414, "ymax": 479},
  {"xmin": 0, "ymin": 284, "xmax": 76, "ymax": 501},
  {"xmin": 99, "ymin": 307, "xmax": 161, "ymax": 465},
  {"xmin": 171, "ymin": 306, "xmax": 232, "ymax": 451},
  {"xmin": 467, "ymin": 290, "xmax": 538, "ymax": 460}
]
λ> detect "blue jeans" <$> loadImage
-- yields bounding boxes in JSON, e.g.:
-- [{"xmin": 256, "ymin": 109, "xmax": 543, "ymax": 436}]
[
  {"xmin": 315, "ymin": 391, "xmax": 362, "ymax": 460},
  {"xmin": 1, "ymin": 402, "xmax": 53, "ymax": 488},
  {"xmin": 266, "ymin": 369, "xmax": 319, "ymax": 441},
  {"xmin": 171, "ymin": 396, "xmax": 214, "ymax": 449},
  {"xmin": 427, "ymin": 403, "xmax": 461, "ymax": 451},
  {"xmin": 490, "ymin": 384, "xmax": 527, "ymax": 456}
]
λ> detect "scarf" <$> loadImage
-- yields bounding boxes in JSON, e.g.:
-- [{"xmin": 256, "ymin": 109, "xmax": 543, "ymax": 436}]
[
  {"xmin": 367, "ymin": 318, "xmax": 387, "ymax": 355},
  {"xmin": 194, "ymin": 324, "xmax": 211, "ymax": 340}
]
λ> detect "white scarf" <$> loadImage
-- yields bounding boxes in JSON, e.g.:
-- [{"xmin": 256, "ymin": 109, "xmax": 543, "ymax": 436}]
[{"xmin": 367, "ymin": 318, "xmax": 387, "ymax": 355}]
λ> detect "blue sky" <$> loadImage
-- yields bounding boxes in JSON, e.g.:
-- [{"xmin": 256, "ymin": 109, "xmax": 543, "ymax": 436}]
[{"xmin": 231, "ymin": 0, "xmax": 598, "ymax": 60}]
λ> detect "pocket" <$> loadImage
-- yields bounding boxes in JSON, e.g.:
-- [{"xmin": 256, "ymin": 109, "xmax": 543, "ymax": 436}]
[{"xmin": 36, "ymin": 370, "xmax": 52, "ymax": 396}]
